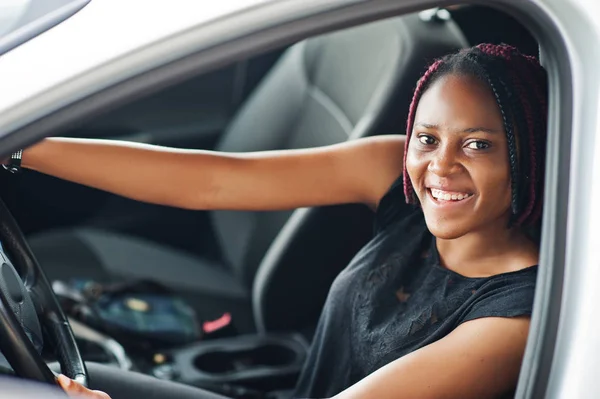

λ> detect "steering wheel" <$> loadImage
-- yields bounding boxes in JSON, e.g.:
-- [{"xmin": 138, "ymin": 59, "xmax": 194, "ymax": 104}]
[{"xmin": 0, "ymin": 196, "xmax": 87, "ymax": 386}]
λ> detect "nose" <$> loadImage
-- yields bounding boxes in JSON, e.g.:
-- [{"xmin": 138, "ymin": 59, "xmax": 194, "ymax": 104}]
[{"xmin": 427, "ymin": 143, "xmax": 462, "ymax": 177}]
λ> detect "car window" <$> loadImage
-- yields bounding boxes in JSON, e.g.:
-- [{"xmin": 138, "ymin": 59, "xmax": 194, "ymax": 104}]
[
  {"xmin": 0, "ymin": 0, "xmax": 89, "ymax": 55},
  {"xmin": 0, "ymin": 0, "xmax": 30, "ymax": 38}
]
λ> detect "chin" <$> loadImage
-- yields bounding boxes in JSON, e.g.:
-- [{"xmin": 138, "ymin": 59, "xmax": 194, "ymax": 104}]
[
  {"xmin": 427, "ymin": 226, "xmax": 469, "ymax": 240},
  {"xmin": 423, "ymin": 215, "xmax": 471, "ymax": 240}
]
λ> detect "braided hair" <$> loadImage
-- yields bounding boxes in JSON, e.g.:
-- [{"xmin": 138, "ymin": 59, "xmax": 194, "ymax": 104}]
[{"xmin": 402, "ymin": 44, "xmax": 548, "ymax": 227}]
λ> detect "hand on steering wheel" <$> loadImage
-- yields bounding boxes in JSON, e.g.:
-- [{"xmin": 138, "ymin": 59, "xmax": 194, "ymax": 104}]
[
  {"xmin": 58, "ymin": 374, "xmax": 110, "ymax": 398},
  {"xmin": 0, "ymin": 197, "xmax": 88, "ymax": 387}
]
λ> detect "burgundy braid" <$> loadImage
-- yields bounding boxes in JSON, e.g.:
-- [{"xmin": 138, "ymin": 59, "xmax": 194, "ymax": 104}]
[
  {"xmin": 402, "ymin": 59, "xmax": 443, "ymax": 203},
  {"xmin": 520, "ymin": 60, "xmax": 548, "ymax": 225},
  {"xmin": 476, "ymin": 44, "xmax": 547, "ymax": 226},
  {"xmin": 402, "ymin": 44, "xmax": 548, "ymax": 227},
  {"xmin": 507, "ymin": 67, "xmax": 537, "ymax": 225}
]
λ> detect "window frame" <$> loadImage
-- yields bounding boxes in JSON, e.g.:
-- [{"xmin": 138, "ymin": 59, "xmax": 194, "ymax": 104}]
[
  {"xmin": 0, "ymin": 0, "xmax": 593, "ymax": 396},
  {"xmin": 0, "ymin": 0, "xmax": 90, "ymax": 55}
]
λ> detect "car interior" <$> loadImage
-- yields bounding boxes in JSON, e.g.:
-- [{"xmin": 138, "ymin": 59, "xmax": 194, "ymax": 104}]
[{"xmin": 0, "ymin": 4, "xmax": 542, "ymax": 398}]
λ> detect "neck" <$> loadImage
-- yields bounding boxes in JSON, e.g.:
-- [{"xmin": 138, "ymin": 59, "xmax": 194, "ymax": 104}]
[{"xmin": 435, "ymin": 218, "xmax": 536, "ymax": 277}]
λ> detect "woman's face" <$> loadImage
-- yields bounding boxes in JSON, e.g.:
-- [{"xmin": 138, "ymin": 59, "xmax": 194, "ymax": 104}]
[{"xmin": 405, "ymin": 74, "xmax": 512, "ymax": 239}]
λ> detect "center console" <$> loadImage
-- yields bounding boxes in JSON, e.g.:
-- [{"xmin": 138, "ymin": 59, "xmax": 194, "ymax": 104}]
[
  {"xmin": 70, "ymin": 321, "xmax": 309, "ymax": 398},
  {"xmin": 157, "ymin": 333, "xmax": 308, "ymax": 396}
]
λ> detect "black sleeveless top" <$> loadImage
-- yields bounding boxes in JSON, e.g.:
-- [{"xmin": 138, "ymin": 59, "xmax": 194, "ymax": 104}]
[{"xmin": 293, "ymin": 177, "xmax": 538, "ymax": 398}]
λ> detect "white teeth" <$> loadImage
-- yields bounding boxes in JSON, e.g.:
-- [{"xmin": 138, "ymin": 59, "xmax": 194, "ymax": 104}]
[{"xmin": 430, "ymin": 189, "xmax": 471, "ymax": 202}]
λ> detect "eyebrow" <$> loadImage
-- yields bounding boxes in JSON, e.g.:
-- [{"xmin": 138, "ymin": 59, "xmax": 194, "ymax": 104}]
[{"xmin": 414, "ymin": 122, "xmax": 500, "ymax": 134}]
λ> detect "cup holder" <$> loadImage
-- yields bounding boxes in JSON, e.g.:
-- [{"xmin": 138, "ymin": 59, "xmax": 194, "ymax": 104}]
[
  {"xmin": 170, "ymin": 333, "xmax": 308, "ymax": 389},
  {"xmin": 194, "ymin": 344, "xmax": 297, "ymax": 374}
]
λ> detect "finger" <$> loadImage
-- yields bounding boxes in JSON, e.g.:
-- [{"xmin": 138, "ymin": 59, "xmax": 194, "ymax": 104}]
[
  {"xmin": 57, "ymin": 374, "xmax": 110, "ymax": 398},
  {"xmin": 90, "ymin": 389, "xmax": 112, "ymax": 399},
  {"xmin": 56, "ymin": 374, "xmax": 75, "ymax": 391}
]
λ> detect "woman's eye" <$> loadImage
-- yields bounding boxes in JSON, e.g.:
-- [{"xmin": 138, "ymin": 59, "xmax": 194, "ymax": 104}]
[
  {"xmin": 465, "ymin": 140, "xmax": 490, "ymax": 150},
  {"xmin": 418, "ymin": 135, "xmax": 436, "ymax": 145}
]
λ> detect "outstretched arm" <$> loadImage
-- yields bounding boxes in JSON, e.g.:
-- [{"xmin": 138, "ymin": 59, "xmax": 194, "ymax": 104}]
[{"xmin": 23, "ymin": 135, "xmax": 405, "ymax": 211}]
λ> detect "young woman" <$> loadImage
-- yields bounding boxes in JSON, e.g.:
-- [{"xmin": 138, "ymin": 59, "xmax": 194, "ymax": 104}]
[{"xmin": 17, "ymin": 43, "xmax": 547, "ymax": 398}]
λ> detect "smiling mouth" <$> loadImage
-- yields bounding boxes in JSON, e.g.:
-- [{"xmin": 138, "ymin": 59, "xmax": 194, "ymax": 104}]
[{"xmin": 428, "ymin": 188, "xmax": 474, "ymax": 202}]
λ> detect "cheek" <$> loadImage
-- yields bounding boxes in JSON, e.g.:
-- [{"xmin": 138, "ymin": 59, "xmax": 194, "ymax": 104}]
[
  {"xmin": 405, "ymin": 148, "xmax": 426, "ymax": 191},
  {"xmin": 473, "ymin": 162, "xmax": 512, "ymax": 207}
]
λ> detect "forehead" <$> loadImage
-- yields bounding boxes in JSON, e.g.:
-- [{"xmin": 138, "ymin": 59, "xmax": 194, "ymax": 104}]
[{"xmin": 414, "ymin": 74, "xmax": 504, "ymax": 131}]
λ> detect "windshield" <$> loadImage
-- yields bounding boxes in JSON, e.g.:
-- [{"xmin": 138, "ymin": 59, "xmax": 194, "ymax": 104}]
[{"xmin": 0, "ymin": 0, "xmax": 89, "ymax": 55}]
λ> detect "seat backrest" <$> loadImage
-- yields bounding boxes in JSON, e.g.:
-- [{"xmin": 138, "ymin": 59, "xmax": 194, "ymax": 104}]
[{"xmin": 212, "ymin": 13, "xmax": 469, "ymax": 331}]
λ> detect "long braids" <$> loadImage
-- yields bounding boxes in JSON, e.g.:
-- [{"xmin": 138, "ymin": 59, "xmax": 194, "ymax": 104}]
[{"xmin": 402, "ymin": 44, "xmax": 548, "ymax": 227}]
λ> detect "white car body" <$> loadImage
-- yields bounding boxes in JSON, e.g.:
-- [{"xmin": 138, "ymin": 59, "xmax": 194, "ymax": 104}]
[
  {"xmin": 0, "ymin": 0, "xmax": 599, "ymax": 397},
  {"xmin": 0, "ymin": 0, "xmax": 277, "ymax": 132}
]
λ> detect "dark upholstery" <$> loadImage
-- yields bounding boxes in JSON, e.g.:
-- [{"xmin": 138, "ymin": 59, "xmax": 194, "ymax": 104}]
[
  {"xmin": 29, "ymin": 229, "xmax": 256, "ymax": 332},
  {"xmin": 29, "ymin": 13, "xmax": 468, "ymax": 334}
]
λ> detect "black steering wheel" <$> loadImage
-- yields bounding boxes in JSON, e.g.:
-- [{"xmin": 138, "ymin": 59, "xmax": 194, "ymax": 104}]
[{"xmin": 0, "ymin": 196, "xmax": 87, "ymax": 387}]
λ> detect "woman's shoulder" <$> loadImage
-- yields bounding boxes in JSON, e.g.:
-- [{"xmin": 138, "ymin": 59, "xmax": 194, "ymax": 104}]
[{"xmin": 458, "ymin": 265, "xmax": 538, "ymax": 324}]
